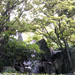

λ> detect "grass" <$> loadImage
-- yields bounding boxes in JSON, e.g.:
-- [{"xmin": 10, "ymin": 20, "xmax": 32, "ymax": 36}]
[
  {"xmin": 0, "ymin": 73, "xmax": 58, "ymax": 75},
  {"xmin": 0, "ymin": 73, "xmax": 75, "ymax": 75}
]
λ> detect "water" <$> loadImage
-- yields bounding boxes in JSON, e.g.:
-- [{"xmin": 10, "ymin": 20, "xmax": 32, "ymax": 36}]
[
  {"xmin": 32, "ymin": 60, "xmax": 41, "ymax": 73},
  {"xmin": 23, "ymin": 60, "xmax": 41, "ymax": 73}
]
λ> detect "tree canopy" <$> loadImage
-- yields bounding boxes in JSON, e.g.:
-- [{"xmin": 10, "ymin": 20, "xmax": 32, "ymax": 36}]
[{"xmin": 0, "ymin": 0, "xmax": 75, "ymax": 72}]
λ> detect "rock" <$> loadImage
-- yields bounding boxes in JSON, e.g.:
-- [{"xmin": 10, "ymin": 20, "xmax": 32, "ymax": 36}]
[
  {"xmin": 2, "ymin": 66, "xmax": 17, "ymax": 73},
  {"xmin": 37, "ymin": 39, "xmax": 51, "ymax": 61}
]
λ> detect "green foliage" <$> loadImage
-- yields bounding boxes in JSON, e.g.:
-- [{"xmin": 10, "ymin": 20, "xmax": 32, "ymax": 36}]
[
  {"xmin": 12, "ymin": 19, "xmax": 31, "ymax": 32},
  {"xmin": 32, "ymin": 34, "xmax": 42, "ymax": 41},
  {"xmin": 6, "ymin": 39, "xmax": 39, "ymax": 56},
  {"xmin": 0, "ymin": 37, "xmax": 41, "ymax": 67},
  {"xmin": 2, "ymin": 39, "xmax": 26, "ymax": 65},
  {"xmin": 30, "ymin": 0, "xmax": 75, "ymax": 49},
  {"xmin": 26, "ymin": 44, "xmax": 41, "ymax": 53},
  {"xmin": 0, "ymin": 0, "xmax": 75, "ymax": 72}
]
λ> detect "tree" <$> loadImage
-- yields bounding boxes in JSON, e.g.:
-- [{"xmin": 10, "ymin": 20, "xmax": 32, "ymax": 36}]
[
  {"xmin": 0, "ymin": 0, "xmax": 75, "ymax": 73},
  {"xmin": 28, "ymin": 0, "xmax": 75, "ymax": 72},
  {"xmin": 0, "ymin": 0, "xmax": 34, "ymax": 69},
  {"xmin": 0, "ymin": 0, "xmax": 34, "ymax": 45}
]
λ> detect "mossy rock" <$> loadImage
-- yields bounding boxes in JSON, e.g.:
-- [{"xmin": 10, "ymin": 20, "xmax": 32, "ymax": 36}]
[{"xmin": 2, "ymin": 67, "xmax": 18, "ymax": 73}]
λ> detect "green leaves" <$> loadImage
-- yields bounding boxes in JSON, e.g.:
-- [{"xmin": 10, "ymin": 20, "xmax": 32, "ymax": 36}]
[
  {"xmin": 24, "ymin": 3, "xmax": 33, "ymax": 11},
  {"xmin": 29, "ymin": 0, "xmax": 75, "ymax": 49},
  {"xmin": 26, "ymin": 44, "xmax": 41, "ymax": 53}
]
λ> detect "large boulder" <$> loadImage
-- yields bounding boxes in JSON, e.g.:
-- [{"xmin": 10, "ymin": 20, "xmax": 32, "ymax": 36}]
[
  {"xmin": 2, "ymin": 66, "xmax": 17, "ymax": 73},
  {"xmin": 37, "ymin": 39, "xmax": 63, "ymax": 74},
  {"xmin": 37, "ymin": 39, "xmax": 51, "ymax": 61}
]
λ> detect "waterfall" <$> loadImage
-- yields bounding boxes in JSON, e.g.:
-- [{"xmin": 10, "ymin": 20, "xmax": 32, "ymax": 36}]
[
  {"xmin": 23, "ymin": 60, "xmax": 41, "ymax": 73},
  {"xmin": 32, "ymin": 60, "xmax": 40, "ymax": 73}
]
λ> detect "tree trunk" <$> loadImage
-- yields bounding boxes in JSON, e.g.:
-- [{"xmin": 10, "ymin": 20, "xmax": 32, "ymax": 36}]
[{"xmin": 63, "ymin": 39, "xmax": 73, "ymax": 72}]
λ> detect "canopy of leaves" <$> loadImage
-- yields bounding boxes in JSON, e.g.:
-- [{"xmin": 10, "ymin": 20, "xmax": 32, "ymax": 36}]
[{"xmin": 29, "ymin": 0, "xmax": 75, "ymax": 49}]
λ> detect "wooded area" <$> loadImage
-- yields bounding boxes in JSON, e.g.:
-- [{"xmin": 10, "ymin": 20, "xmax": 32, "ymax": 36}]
[{"xmin": 0, "ymin": 0, "xmax": 75, "ymax": 74}]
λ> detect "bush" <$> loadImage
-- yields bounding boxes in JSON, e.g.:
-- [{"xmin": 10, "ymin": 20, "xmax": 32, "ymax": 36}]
[{"xmin": 0, "ymin": 38, "xmax": 41, "ymax": 68}]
